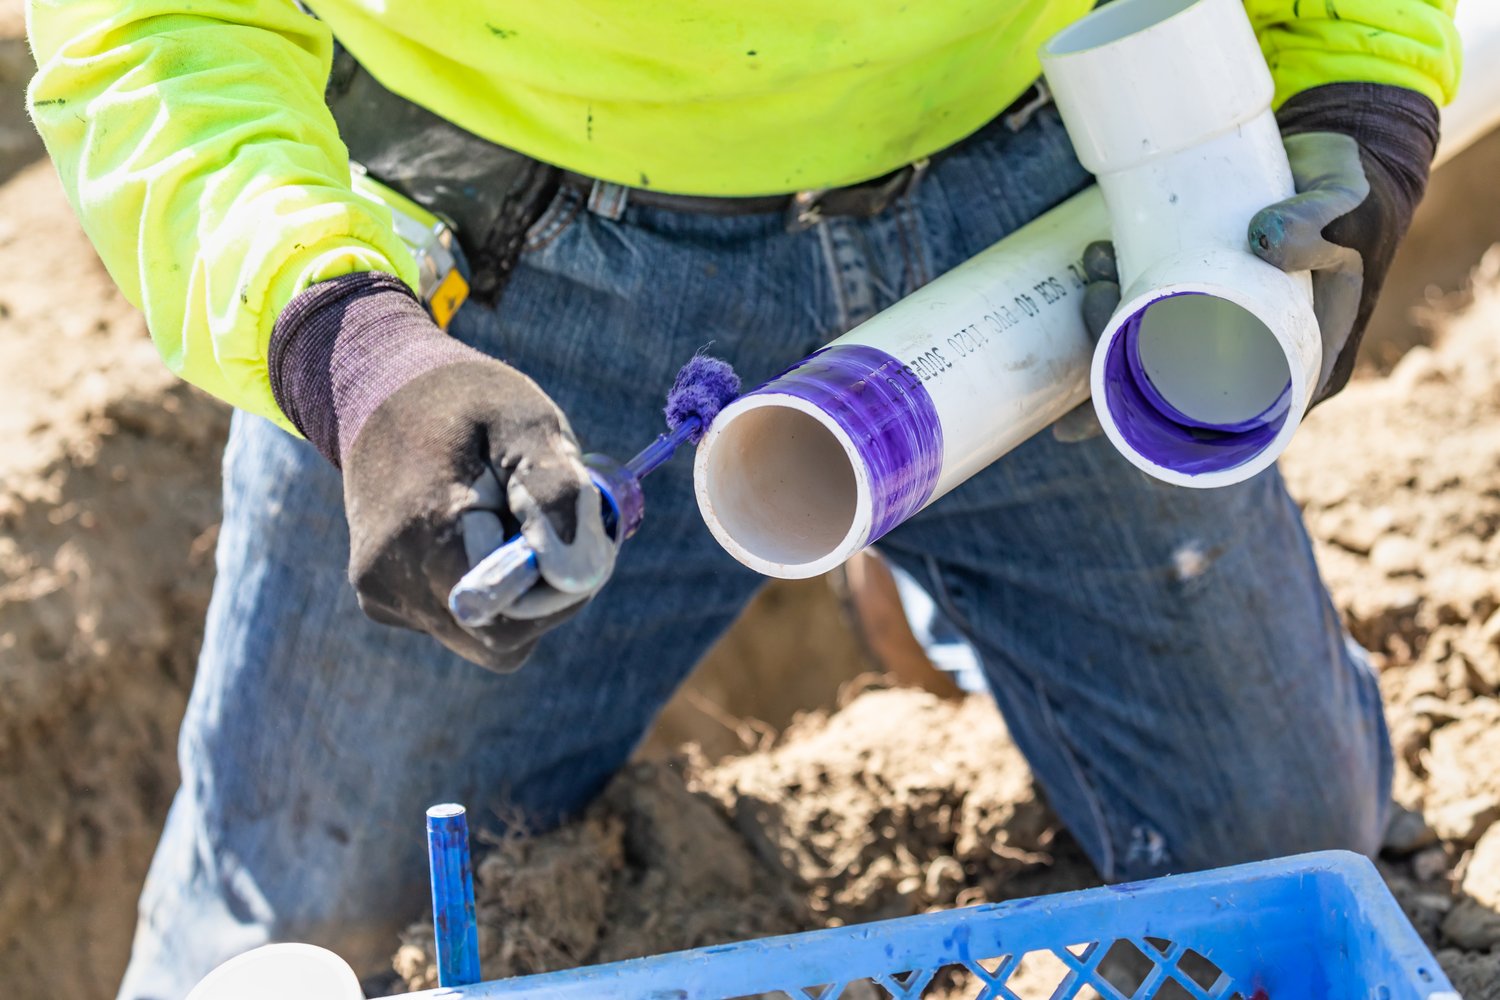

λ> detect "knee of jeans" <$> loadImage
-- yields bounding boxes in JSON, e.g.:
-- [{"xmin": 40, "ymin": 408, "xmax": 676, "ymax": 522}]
[{"xmin": 1108, "ymin": 768, "xmax": 1390, "ymax": 884}]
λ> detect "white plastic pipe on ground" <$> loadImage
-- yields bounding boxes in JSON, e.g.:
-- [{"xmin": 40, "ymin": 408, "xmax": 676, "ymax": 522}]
[{"xmin": 1044, "ymin": 0, "xmax": 1319, "ymax": 488}]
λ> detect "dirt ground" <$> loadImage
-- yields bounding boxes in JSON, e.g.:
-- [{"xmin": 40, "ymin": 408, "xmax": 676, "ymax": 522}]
[{"xmin": 2, "ymin": 4, "xmax": 1500, "ymax": 995}]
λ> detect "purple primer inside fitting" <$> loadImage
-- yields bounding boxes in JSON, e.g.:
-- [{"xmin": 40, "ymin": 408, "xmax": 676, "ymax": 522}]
[
  {"xmin": 757, "ymin": 344, "xmax": 943, "ymax": 544},
  {"xmin": 1102, "ymin": 294, "xmax": 1291, "ymax": 476}
]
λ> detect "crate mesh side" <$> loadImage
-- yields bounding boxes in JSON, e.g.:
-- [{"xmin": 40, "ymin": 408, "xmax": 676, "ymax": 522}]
[{"xmin": 741, "ymin": 936, "xmax": 1252, "ymax": 1000}]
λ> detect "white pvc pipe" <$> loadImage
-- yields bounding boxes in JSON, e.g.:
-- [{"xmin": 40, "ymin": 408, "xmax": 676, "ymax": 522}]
[
  {"xmin": 695, "ymin": 188, "xmax": 1109, "ymax": 579},
  {"xmin": 692, "ymin": 0, "xmax": 1500, "ymax": 578},
  {"xmin": 1043, "ymin": 0, "xmax": 1320, "ymax": 488},
  {"xmin": 186, "ymin": 944, "xmax": 366, "ymax": 1000}
]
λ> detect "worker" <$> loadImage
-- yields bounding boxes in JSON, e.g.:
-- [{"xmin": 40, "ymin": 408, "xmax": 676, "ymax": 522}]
[{"xmin": 26, "ymin": 1, "xmax": 1458, "ymax": 995}]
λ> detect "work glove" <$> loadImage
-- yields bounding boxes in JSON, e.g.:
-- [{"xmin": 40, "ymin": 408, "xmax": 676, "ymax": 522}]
[
  {"xmin": 1249, "ymin": 83, "xmax": 1439, "ymax": 405},
  {"xmin": 1051, "ymin": 241, "xmax": 1120, "ymax": 443},
  {"xmin": 1056, "ymin": 83, "xmax": 1440, "ymax": 442},
  {"xmin": 269, "ymin": 272, "xmax": 615, "ymax": 671}
]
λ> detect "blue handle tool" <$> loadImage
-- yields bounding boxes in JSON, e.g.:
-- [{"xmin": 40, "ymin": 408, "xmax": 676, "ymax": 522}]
[
  {"xmin": 426, "ymin": 803, "xmax": 481, "ymax": 988},
  {"xmin": 446, "ymin": 417, "xmax": 702, "ymax": 629}
]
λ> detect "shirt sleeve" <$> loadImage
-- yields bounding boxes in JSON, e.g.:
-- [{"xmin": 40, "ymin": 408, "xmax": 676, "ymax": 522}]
[
  {"xmin": 1247, "ymin": 0, "xmax": 1462, "ymax": 109},
  {"xmin": 26, "ymin": 0, "xmax": 420, "ymax": 432}
]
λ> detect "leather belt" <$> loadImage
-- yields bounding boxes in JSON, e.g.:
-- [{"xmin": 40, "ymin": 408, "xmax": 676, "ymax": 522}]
[{"xmin": 561, "ymin": 155, "xmax": 933, "ymax": 232}]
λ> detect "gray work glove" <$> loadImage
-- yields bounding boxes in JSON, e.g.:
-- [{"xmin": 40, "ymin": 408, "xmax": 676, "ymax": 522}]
[
  {"xmin": 1249, "ymin": 83, "xmax": 1439, "ymax": 405},
  {"xmin": 268, "ymin": 272, "xmax": 615, "ymax": 672},
  {"xmin": 1051, "ymin": 241, "xmax": 1119, "ymax": 443},
  {"xmin": 1055, "ymin": 82, "xmax": 1439, "ymax": 443}
]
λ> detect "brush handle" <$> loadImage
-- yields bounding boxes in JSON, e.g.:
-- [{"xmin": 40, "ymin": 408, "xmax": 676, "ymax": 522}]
[
  {"xmin": 448, "ymin": 414, "xmax": 702, "ymax": 629},
  {"xmin": 626, "ymin": 418, "xmax": 700, "ymax": 480},
  {"xmin": 447, "ymin": 454, "xmax": 650, "ymax": 629},
  {"xmin": 447, "ymin": 538, "xmax": 539, "ymax": 628}
]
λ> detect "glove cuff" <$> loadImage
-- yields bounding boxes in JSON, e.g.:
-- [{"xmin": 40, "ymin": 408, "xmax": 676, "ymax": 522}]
[
  {"xmin": 268, "ymin": 272, "xmax": 482, "ymax": 467},
  {"xmin": 1276, "ymin": 83, "xmax": 1440, "ymax": 205}
]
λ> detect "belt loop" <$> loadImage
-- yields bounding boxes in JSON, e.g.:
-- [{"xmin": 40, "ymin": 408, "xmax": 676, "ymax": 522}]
[
  {"xmin": 587, "ymin": 179, "xmax": 630, "ymax": 221},
  {"xmin": 1003, "ymin": 79, "xmax": 1054, "ymax": 133},
  {"xmin": 902, "ymin": 157, "xmax": 931, "ymax": 200},
  {"xmin": 785, "ymin": 189, "xmax": 827, "ymax": 233}
]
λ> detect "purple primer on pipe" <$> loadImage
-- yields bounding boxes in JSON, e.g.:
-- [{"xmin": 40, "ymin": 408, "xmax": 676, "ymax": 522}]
[
  {"xmin": 756, "ymin": 343, "xmax": 942, "ymax": 544},
  {"xmin": 1102, "ymin": 294, "xmax": 1291, "ymax": 476}
]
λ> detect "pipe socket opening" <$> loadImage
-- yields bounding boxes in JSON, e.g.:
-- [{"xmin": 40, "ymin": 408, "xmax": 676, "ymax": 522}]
[
  {"xmin": 1045, "ymin": 0, "xmax": 1199, "ymax": 55},
  {"xmin": 698, "ymin": 400, "xmax": 866, "ymax": 576},
  {"xmin": 1100, "ymin": 292, "xmax": 1292, "ymax": 477}
]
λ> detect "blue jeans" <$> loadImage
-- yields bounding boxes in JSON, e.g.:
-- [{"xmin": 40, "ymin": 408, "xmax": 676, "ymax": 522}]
[{"xmin": 119, "ymin": 108, "xmax": 1391, "ymax": 999}]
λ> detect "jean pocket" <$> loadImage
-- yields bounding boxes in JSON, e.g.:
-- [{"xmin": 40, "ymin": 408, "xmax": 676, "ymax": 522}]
[{"xmin": 521, "ymin": 185, "xmax": 585, "ymax": 255}]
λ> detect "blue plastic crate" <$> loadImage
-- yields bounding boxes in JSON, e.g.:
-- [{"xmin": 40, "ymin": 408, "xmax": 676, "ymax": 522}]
[{"xmin": 395, "ymin": 851, "xmax": 1457, "ymax": 1000}]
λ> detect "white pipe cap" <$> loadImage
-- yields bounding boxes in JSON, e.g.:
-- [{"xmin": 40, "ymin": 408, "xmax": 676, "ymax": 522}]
[{"xmin": 186, "ymin": 943, "xmax": 367, "ymax": 1000}]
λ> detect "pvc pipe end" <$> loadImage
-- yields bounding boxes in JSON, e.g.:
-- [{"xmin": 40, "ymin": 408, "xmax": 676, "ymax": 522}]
[
  {"xmin": 1044, "ymin": 0, "xmax": 1202, "ymax": 57},
  {"xmin": 1041, "ymin": 0, "xmax": 1273, "ymax": 173},
  {"xmin": 694, "ymin": 343, "xmax": 945, "ymax": 579},
  {"xmin": 695, "ymin": 393, "xmax": 873, "ymax": 579},
  {"xmin": 1091, "ymin": 284, "xmax": 1313, "ymax": 488}
]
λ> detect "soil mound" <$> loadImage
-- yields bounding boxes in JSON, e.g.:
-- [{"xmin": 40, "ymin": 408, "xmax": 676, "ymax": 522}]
[{"xmin": 393, "ymin": 688, "xmax": 1081, "ymax": 995}]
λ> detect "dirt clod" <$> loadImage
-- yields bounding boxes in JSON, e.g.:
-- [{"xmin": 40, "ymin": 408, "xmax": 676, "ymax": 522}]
[
  {"xmin": 1383, "ymin": 805, "xmax": 1439, "ymax": 856},
  {"xmin": 1464, "ymin": 826, "xmax": 1500, "ymax": 912},
  {"xmin": 1437, "ymin": 949, "xmax": 1500, "ymax": 1000},
  {"xmin": 696, "ymin": 691, "xmax": 1058, "ymax": 924}
]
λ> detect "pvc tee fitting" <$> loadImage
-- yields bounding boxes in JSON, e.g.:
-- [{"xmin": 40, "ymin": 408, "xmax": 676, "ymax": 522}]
[
  {"xmin": 695, "ymin": 190, "xmax": 1109, "ymax": 579},
  {"xmin": 1041, "ymin": 0, "xmax": 1320, "ymax": 488},
  {"xmin": 694, "ymin": 0, "xmax": 1325, "ymax": 577}
]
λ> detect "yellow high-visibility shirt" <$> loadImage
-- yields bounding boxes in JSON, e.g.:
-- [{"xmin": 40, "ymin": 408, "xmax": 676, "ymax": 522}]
[{"xmin": 26, "ymin": 0, "xmax": 1461, "ymax": 428}]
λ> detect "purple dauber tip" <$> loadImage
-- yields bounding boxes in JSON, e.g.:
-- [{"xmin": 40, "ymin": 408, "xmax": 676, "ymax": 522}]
[{"xmin": 664, "ymin": 354, "xmax": 741, "ymax": 442}]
